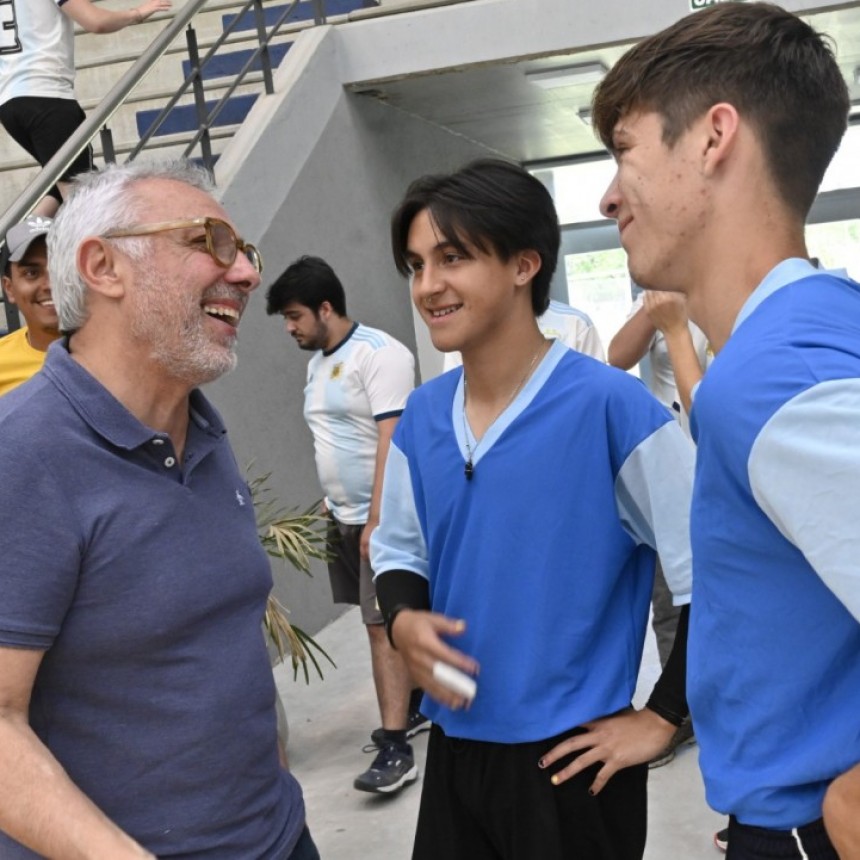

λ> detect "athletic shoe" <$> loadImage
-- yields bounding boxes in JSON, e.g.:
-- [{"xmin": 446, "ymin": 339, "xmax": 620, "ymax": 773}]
[
  {"xmin": 648, "ymin": 716, "xmax": 695, "ymax": 769},
  {"xmin": 369, "ymin": 709, "xmax": 431, "ymax": 749},
  {"xmin": 353, "ymin": 742, "xmax": 418, "ymax": 794},
  {"xmin": 714, "ymin": 827, "xmax": 728, "ymax": 853}
]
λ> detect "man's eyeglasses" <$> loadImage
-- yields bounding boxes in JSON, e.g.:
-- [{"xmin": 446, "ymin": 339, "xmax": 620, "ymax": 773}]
[{"xmin": 103, "ymin": 217, "xmax": 263, "ymax": 274}]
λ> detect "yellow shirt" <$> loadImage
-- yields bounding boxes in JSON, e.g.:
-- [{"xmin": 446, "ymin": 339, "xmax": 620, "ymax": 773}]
[{"xmin": 0, "ymin": 327, "xmax": 47, "ymax": 396}]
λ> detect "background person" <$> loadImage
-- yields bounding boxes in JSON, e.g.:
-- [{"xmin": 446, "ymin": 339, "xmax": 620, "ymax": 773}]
[
  {"xmin": 0, "ymin": 0, "xmax": 172, "ymax": 216},
  {"xmin": 266, "ymin": 255, "xmax": 424, "ymax": 796},
  {"xmin": 0, "ymin": 215, "xmax": 59, "ymax": 396}
]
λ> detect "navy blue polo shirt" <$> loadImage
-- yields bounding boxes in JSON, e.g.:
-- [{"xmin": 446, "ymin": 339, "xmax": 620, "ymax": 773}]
[{"xmin": 0, "ymin": 341, "xmax": 305, "ymax": 858}]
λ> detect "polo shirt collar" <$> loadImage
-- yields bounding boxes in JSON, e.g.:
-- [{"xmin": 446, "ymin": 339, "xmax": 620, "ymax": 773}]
[{"xmin": 42, "ymin": 339, "xmax": 226, "ymax": 451}]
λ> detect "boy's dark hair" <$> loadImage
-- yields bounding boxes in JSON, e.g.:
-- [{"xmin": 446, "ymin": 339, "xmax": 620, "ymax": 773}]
[
  {"xmin": 265, "ymin": 255, "xmax": 347, "ymax": 317},
  {"xmin": 391, "ymin": 158, "xmax": 560, "ymax": 316},
  {"xmin": 592, "ymin": 2, "xmax": 848, "ymax": 218}
]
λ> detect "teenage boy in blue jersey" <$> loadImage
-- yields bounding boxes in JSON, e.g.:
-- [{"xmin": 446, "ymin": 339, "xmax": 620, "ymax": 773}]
[
  {"xmin": 370, "ymin": 158, "xmax": 696, "ymax": 860},
  {"xmin": 592, "ymin": 4, "xmax": 858, "ymax": 858}
]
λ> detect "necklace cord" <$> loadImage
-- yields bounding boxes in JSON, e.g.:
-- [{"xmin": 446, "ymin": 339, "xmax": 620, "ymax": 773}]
[{"xmin": 462, "ymin": 339, "xmax": 550, "ymax": 480}]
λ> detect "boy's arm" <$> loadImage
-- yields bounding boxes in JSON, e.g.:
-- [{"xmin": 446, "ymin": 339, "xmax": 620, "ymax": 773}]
[
  {"xmin": 607, "ymin": 302, "xmax": 656, "ymax": 370},
  {"xmin": 642, "ymin": 291, "xmax": 704, "ymax": 414},
  {"xmin": 61, "ymin": 0, "xmax": 171, "ymax": 34}
]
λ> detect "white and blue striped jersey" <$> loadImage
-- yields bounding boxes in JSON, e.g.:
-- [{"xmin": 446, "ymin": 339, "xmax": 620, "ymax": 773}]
[{"xmin": 304, "ymin": 323, "xmax": 414, "ymax": 524}]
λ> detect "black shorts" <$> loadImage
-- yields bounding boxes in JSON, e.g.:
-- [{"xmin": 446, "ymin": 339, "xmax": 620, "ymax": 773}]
[
  {"xmin": 0, "ymin": 95, "xmax": 94, "ymax": 199},
  {"xmin": 414, "ymin": 724, "xmax": 648, "ymax": 860}
]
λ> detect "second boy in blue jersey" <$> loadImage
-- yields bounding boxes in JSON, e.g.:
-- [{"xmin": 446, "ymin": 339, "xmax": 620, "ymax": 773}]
[{"xmin": 371, "ymin": 159, "xmax": 696, "ymax": 860}]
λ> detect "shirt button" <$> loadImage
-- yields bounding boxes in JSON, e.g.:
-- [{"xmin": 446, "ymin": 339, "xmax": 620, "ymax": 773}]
[
  {"xmin": 152, "ymin": 438, "xmax": 165, "ymax": 446},
  {"xmin": 164, "ymin": 457, "xmax": 176, "ymax": 468}
]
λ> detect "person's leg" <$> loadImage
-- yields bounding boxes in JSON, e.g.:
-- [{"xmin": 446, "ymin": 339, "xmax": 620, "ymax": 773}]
[
  {"xmin": 0, "ymin": 96, "xmax": 92, "ymax": 209},
  {"xmin": 285, "ymin": 826, "xmax": 321, "ymax": 860},
  {"xmin": 327, "ymin": 518, "xmax": 416, "ymax": 792},
  {"xmin": 412, "ymin": 726, "xmax": 501, "ymax": 860},
  {"xmin": 366, "ymin": 622, "xmax": 412, "ymax": 730}
]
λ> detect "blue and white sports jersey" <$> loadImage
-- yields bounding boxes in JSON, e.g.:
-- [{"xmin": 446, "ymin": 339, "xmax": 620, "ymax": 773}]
[
  {"xmin": 372, "ymin": 340, "xmax": 694, "ymax": 743},
  {"xmin": 689, "ymin": 259, "xmax": 860, "ymax": 829},
  {"xmin": 304, "ymin": 323, "xmax": 414, "ymax": 524}
]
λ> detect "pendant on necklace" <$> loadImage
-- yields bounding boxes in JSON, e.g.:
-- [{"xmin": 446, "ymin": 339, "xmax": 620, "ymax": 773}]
[{"xmin": 464, "ymin": 460, "xmax": 474, "ymax": 481}]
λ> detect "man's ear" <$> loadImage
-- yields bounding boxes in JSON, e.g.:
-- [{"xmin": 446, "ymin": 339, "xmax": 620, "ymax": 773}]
[
  {"xmin": 701, "ymin": 103, "xmax": 740, "ymax": 176},
  {"xmin": 318, "ymin": 300, "xmax": 333, "ymax": 321},
  {"xmin": 76, "ymin": 237, "xmax": 127, "ymax": 299},
  {"xmin": 2, "ymin": 274, "xmax": 16, "ymax": 305},
  {"xmin": 515, "ymin": 249, "xmax": 542, "ymax": 286}
]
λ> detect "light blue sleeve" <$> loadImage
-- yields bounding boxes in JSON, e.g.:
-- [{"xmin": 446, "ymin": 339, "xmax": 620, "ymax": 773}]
[
  {"xmin": 614, "ymin": 421, "xmax": 695, "ymax": 604},
  {"xmin": 369, "ymin": 442, "xmax": 429, "ymax": 581},
  {"xmin": 749, "ymin": 379, "xmax": 860, "ymax": 622}
]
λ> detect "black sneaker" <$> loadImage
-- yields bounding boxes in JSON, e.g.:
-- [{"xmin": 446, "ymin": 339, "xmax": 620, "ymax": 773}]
[
  {"xmin": 713, "ymin": 827, "xmax": 728, "ymax": 853},
  {"xmin": 648, "ymin": 716, "xmax": 695, "ymax": 769},
  {"xmin": 369, "ymin": 709, "xmax": 430, "ymax": 749},
  {"xmin": 353, "ymin": 742, "xmax": 418, "ymax": 794}
]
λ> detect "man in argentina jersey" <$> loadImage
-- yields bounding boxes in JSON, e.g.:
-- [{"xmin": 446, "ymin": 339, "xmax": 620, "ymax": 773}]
[
  {"xmin": 592, "ymin": 4, "xmax": 859, "ymax": 857},
  {"xmin": 266, "ymin": 255, "xmax": 423, "ymax": 796},
  {"xmin": 372, "ymin": 159, "xmax": 695, "ymax": 860}
]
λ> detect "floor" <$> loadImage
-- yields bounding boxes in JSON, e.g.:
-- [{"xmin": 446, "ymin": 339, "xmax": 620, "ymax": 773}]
[{"xmin": 275, "ymin": 607, "xmax": 726, "ymax": 859}]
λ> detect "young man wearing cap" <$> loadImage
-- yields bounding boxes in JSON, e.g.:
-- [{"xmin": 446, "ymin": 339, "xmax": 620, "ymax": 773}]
[{"xmin": 0, "ymin": 215, "xmax": 60, "ymax": 396}]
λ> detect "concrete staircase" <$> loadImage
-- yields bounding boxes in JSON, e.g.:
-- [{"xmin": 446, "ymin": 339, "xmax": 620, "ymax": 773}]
[{"xmin": 0, "ymin": 0, "xmax": 378, "ymax": 208}]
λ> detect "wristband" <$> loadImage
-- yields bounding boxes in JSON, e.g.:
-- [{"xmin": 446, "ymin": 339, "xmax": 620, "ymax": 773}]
[
  {"xmin": 644, "ymin": 700, "xmax": 686, "ymax": 727},
  {"xmin": 384, "ymin": 603, "xmax": 414, "ymax": 649}
]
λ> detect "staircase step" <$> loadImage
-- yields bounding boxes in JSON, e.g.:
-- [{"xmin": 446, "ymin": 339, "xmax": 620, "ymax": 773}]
[
  {"xmin": 136, "ymin": 92, "xmax": 258, "ymax": 138},
  {"xmin": 181, "ymin": 41, "xmax": 291, "ymax": 81}
]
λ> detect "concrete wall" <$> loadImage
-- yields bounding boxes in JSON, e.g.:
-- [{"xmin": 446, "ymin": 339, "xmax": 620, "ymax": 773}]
[{"xmin": 210, "ymin": 28, "xmax": 493, "ymax": 636}]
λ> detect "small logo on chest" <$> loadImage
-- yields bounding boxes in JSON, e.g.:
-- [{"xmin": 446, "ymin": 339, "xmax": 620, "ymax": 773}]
[{"xmin": 330, "ymin": 362, "xmax": 344, "ymax": 380}]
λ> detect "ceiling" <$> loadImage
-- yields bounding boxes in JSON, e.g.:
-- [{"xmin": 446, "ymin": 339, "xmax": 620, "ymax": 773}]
[{"xmin": 349, "ymin": 5, "xmax": 860, "ymax": 166}]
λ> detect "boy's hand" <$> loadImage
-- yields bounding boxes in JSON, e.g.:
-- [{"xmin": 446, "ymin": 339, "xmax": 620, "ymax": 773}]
[
  {"xmin": 643, "ymin": 290, "xmax": 689, "ymax": 336},
  {"xmin": 538, "ymin": 708, "xmax": 675, "ymax": 794},
  {"xmin": 390, "ymin": 610, "xmax": 479, "ymax": 710}
]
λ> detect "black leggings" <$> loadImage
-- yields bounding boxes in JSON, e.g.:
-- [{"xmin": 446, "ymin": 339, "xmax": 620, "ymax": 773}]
[{"xmin": 0, "ymin": 96, "xmax": 94, "ymax": 201}]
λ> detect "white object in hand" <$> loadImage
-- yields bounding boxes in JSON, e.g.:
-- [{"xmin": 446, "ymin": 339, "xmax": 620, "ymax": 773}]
[{"xmin": 432, "ymin": 661, "xmax": 477, "ymax": 701}]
